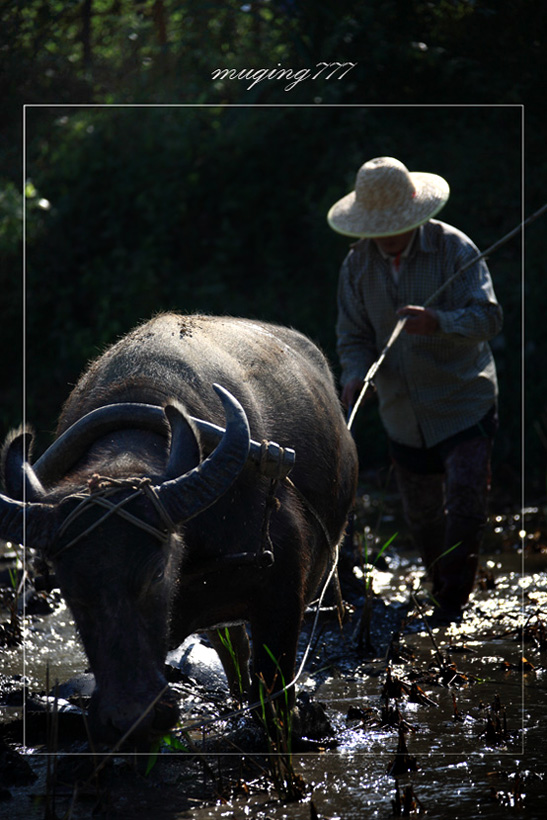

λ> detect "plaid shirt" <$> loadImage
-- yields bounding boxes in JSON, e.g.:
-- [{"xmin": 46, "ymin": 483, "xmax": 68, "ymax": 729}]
[{"xmin": 336, "ymin": 219, "xmax": 503, "ymax": 448}]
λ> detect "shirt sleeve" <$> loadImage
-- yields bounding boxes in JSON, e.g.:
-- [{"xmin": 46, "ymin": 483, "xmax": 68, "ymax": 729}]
[
  {"xmin": 434, "ymin": 252, "xmax": 504, "ymax": 341},
  {"xmin": 335, "ymin": 254, "xmax": 378, "ymax": 386}
]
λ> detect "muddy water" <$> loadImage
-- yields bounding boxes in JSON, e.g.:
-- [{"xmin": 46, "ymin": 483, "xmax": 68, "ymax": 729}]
[
  {"xmin": 1, "ymin": 507, "xmax": 546, "ymax": 819},
  {"xmin": 178, "ymin": 550, "xmax": 546, "ymax": 820}
]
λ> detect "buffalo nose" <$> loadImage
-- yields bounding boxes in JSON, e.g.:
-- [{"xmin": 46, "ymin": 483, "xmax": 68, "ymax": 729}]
[
  {"xmin": 152, "ymin": 694, "xmax": 180, "ymax": 733},
  {"xmin": 90, "ymin": 692, "xmax": 179, "ymax": 744}
]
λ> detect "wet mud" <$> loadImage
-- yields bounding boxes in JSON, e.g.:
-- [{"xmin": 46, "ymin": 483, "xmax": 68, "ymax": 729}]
[{"xmin": 1, "ymin": 487, "xmax": 546, "ymax": 819}]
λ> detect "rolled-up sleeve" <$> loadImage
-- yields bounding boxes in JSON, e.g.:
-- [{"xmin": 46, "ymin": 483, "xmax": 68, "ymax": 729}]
[{"xmin": 435, "ymin": 258, "xmax": 504, "ymax": 340}]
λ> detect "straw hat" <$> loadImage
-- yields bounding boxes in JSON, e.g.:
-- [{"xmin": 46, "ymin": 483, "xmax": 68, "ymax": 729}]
[{"xmin": 327, "ymin": 156, "xmax": 450, "ymax": 238}]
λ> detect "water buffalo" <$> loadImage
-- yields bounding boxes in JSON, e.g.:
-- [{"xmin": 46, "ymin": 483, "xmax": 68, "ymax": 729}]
[{"xmin": 0, "ymin": 313, "xmax": 358, "ymax": 743}]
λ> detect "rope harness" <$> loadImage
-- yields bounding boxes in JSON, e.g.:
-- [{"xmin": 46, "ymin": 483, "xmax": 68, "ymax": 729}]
[
  {"xmin": 53, "ymin": 477, "xmax": 176, "ymax": 558},
  {"xmin": 49, "ymin": 440, "xmax": 332, "ymax": 575}
]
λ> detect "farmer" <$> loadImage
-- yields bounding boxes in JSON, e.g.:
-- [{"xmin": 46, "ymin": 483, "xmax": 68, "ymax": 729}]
[{"xmin": 329, "ymin": 156, "xmax": 503, "ymax": 620}]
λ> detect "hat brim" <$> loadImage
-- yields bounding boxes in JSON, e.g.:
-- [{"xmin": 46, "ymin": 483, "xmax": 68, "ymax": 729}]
[{"xmin": 327, "ymin": 171, "xmax": 450, "ymax": 238}]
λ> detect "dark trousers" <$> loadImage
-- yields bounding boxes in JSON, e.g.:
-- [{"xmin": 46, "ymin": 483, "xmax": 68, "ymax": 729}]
[{"xmin": 389, "ymin": 408, "xmax": 496, "ymax": 612}]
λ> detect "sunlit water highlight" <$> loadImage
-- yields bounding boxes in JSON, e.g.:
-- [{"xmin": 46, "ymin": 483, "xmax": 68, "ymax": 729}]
[{"xmin": 1, "ymin": 540, "xmax": 545, "ymax": 819}]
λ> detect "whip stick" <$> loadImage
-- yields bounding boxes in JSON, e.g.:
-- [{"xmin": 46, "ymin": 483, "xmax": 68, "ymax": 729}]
[{"xmin": 346, "ymin": 202, "xmax": 547, "ymax": 431}]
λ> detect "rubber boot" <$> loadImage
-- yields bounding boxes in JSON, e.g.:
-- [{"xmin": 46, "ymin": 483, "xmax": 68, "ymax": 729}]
[
  {"xmin": 433, "ymin": 515, "xmax": 484, "ymax": 621},
  {"xmin": 405, "ymin": 520, "xmax": 446, "ymax": 598}
]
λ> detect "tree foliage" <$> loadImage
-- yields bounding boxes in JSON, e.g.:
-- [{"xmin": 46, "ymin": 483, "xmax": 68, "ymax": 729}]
[{"xmin": 2, "ymin": 0, "xmax": 545, "ymax": 110}]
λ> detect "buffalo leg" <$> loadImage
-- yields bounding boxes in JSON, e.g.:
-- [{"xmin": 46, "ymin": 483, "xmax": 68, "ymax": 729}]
[
  {"xmin": 207, "ymin": 625, "xmax": 251, "ymax": 700},
  {"xmin": 249, "ymin": 594, "xmax": 305, "ymax": 742}
]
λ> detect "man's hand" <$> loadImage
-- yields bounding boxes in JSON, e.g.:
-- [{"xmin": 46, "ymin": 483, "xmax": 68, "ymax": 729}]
[
  {"xmin": 341, "ymin": 378, "xmax": 376, "ymax": 411},
  {"xmin": 397, "ymin": 305, "xmax": 439, "ymax": 335},
  {"xmin": 341, "ymin": 378, "xmax": 363, "ymax": 410}
]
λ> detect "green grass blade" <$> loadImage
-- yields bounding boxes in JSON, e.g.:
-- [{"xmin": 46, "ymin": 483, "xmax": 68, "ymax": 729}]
[{"xmin": 374, "ymin": 532, "xmax": 398, "ymax": 564}]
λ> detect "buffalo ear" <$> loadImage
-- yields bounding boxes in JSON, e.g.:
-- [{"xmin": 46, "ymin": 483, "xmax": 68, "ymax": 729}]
[
  {"xmin": 0, "ymin": 495, "xmax": 57, "ymax": 554},
  {"xmin": 1, "ymin": 426, "xmax": 46, "ymax": 501},
  {"xmin": 164, "ymin": 403, "xmax": 203, "ymax": 479}
]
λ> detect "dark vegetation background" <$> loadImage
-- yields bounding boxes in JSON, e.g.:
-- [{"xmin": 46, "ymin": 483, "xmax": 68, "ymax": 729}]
[{"xmin": 0, "ymin": 0, "xmax": 545, "ymax": 501}]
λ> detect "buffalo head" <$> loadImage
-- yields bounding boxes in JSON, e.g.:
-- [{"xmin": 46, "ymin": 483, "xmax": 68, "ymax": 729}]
[{"xmin": 0, "ymin": 384, "xmax": 251, "ymax": 743}]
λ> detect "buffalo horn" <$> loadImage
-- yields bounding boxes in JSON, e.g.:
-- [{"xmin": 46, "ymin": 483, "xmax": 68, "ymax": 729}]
[
  {"xmin": 31, "ymin": 398, "xmax": 293, "ymax": 488},
  {"xmin": 156, "ymin": 384, "xmax": 250, "ymax": 523},
  {"xmin": 163, "ymin": 404, "xmax": 202, "ymax": 479},
  {"xmin": 33, "ymin": 404, "xmax": 168, "ymax": 487}
]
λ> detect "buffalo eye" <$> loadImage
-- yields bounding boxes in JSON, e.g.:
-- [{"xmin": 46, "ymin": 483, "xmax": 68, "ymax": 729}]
[
  {"xmin": 133, "ymin": 555, "xmax": 167, "ymax": 599},
  {"xmin": 152, "ymin": 566, "xmax": 165, "ymax": 584}
]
